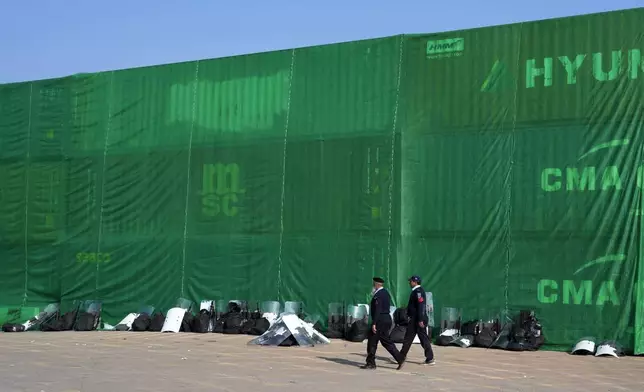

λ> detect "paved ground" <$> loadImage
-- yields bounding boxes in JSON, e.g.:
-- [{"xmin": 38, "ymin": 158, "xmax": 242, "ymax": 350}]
[{"xmin": 0, "ymin": 332, "xmax": 642, "ymax": 392}]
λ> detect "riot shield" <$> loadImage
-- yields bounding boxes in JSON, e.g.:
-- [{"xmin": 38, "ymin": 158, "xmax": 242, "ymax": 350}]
[
  {"xmin": 326, "ymin": 303, "xmax": 345, "ymax": 339},
  {"xmin": 199, "ymin": 300, "xmax": 216, "ymax": 332},
  {"xmin": 175, "ymin": 298, "xmax": 193, "ymax": 311},
  {"xmin": 595, "ymin": 340, "xmax": 624, "ymax": 357},
  {"xmin": 215, "ymin": 300, "xmax": 228, "ymax": 319},
  {"xmin": 356, "ymin": 303, "xmax": 370, "ymax": 316},
  {"xmin": 260, "ymin": 301, "xmax": 280, "ymax": 325},
  {"xmin": 248, "ymin": 314, "xmax": 330, "ymax": 347},
  {"xmin": 572, "ymin": 337, "xmax": 597, "ymax": 355},
  {"xmin": 139, "ymin": 305, "xmax": 155, "ymax": 316},
  {"xmin": 230, "ymin": 300, "xmax": 249, "ymax": 320},
  {"xmin": 440, "ymin": 307, "xmax": 462, "ymax": 337},
  {"xmin": 23, "ymin": 303, "xmax": 59, "ymax": 331},
  {"xmin": 426, "ymin": 292, "xmax": 435, "ymax": 327},
  {"xmin": 283, "ymin": 301, "xmax": 303, "ymax": 316},
  {"xmin": 161, "ymin": 298, "xmax": 192, "ymax": 333},
  {"xmin": 345, "ymin": 305, "xmax": 369, "ymax": 342},
  {"xmin": 73, "ymin": 300, "xmax": 102, "ymax": 331}
]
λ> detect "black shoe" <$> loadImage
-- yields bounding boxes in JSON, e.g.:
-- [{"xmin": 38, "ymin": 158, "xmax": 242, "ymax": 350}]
[
  {"xmin": 396, "ymin": 359, "xmax": 406, "ymax": 370},
  {"xmin": 360, "ymin": 364, "xmax": 376, "ymax": 369},
  {"xmin": 423, "ymin": 359, "xmax": 435, "ymax": 366}
]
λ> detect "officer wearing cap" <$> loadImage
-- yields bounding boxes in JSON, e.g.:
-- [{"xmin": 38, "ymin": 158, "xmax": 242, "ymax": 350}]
[
  {"xmin": 361, "ymin": 277, "xmax": 404, "ymax": 369},
  {"xmin": 397, "ymin": 275, "xmax": 435, "ymax": 370}
]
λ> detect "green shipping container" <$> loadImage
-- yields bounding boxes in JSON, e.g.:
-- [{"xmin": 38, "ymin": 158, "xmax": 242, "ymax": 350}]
[{"xmin": 0, "ymin": 7, "xmax": 643, "ymax": 353}]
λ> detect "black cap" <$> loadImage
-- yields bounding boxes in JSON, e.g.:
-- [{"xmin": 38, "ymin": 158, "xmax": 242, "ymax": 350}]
[
  {"xmin": 373, "ymin": 277, "xmax": 385, "ymax": 283},
  {"xmin": 408, "ymin": 275, "xmax": 422, "ymax": 284}
]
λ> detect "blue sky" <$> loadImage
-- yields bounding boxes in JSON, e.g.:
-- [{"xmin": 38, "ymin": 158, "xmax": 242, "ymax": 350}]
[{"xmin": 0, "ymin": 0, "xmax": 641, "ymax": 83}]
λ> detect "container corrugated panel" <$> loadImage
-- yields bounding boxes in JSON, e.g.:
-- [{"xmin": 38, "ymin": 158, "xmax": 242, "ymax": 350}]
[
  {"xmin": 190, "ymin": 50, "xmax": 293, "ymax": 144},
  {"xmin": 107, "ymin": 61, "xmax": 197, "ymax": 152},
  {"xmin": 289, "ymin": 36, "xmax": 402, "ymax": 139},
  {"xmin": 30, "ymin": 77, "xmax": 72, "ymax": 158},
  {"xmin": 0, "ymin": 82, "xmax": 31, "ymax": 159},
  {"xmin": 400, "ymin": 8, "xmax": 644, "ymax": 132}
]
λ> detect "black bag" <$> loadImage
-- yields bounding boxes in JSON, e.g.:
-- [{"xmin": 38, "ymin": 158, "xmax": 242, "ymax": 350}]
[
  {"xmin": 393, "ymin": 308, "xmax": 408, "ymax": 326},
  {"xmin": 2, "ymin": 323, "xmax": 26, "ymax": 332},
  {"xmin": 436, "ymin": 335, "xmax": 454, "ymax": 346},
  {"xmin": 213, "ymin": 317, "xmax": 225, "ymax": 333},
  {"xmin": 474, "ymin": 327, "xmax": 497, "ymax": 348},
  {"xmin": 389, "ymin": 325, "xmax": 407, "ymax": 343},
  {"xmin": 249, "ymin": 318, "xmax": 270, "ymax": 335},
  {"xmin": 74, "ymin": 311, "xmax": 99, "ymax": 331},
  {"xmin": 42, "ymin": 310, "xmax": 77, "ymax": 332},
  {"xmin": 516, "ymin": 310, "xmax": 544, "ymax": 351},
  {"xmin": 132, "ymin": 314, "xmax": 152, "ymax": 331},
  {"xmin": 223, "ymin": 313, "xmax": 244, "ymax": 334},
  {"xmin": 346, "ymin": 319, "xmax": 369, "ymax": 342},
  {"xmin": 149, "ymin": 312, "xmax": 165, "ymax": 332},
  {"xmin": 180, "ymin": 312, "xmax": 194, "ymax": 332},
  {"xmin": 324, "ymin": 314, "xmax": 345, "ymax": 339},
  {"xmin": 460, "ymin": 320, "xmax": 481, "ymax": 336},
  {"xmin": 192, "ymin": 310, "xmax": 212, "ymax": 333}
]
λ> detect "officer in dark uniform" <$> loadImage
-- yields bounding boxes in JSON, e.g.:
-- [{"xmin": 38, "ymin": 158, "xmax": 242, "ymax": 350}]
[
  {"xmin": 397, "ymin": 275, "xmax": 435, "ymax": 370},
  {"xmin": 361, "ymin": 277, "xmax": 404, "ymax": 369}
]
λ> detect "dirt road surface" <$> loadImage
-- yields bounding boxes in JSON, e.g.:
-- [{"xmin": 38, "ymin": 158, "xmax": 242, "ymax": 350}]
[{"xmin": 0, "ymin": 332, "xmax": 641, "ymax": 391}]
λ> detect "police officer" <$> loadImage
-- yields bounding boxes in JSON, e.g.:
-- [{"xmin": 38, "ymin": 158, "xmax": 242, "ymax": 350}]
[
  {"xmin": 361, "ymin": 277, "xmax": 404, "ymax": 369},
  {"xmin": 397, "ymin": 275, "xmax": 435, "ymax": 370}
]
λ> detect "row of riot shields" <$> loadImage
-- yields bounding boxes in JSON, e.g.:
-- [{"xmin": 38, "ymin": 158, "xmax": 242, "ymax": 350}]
[{"xmin": 1, "ymin": 300, "xmax": 104, "ymax": 333}]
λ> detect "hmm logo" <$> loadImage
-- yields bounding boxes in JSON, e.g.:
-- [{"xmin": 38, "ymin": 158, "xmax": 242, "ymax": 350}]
[
  {"xmin": 537, "ymin": 254, "xmax": 624, "ymax": 306},
  {"xmin": 426, "ymin": 38, "xmax": 464, "ymax": 59},
  {"xmin": 201, "ymin": 163, "xmax": 245, "ymax": 218}
]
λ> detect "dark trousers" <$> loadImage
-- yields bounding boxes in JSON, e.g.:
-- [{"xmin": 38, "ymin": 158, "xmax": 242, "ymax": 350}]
[
  {"xmin": 366, "ymin": 318, "xmax": 403, "ymax": 365},
  {"xmin": 400, "ymin": 319, "xmax": 434, "ymax": 361}
]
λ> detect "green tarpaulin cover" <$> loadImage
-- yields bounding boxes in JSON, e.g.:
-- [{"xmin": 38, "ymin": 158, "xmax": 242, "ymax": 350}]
[{"xmin": 1, "ymin": 8, "xmax": 643, "ymax": 352}]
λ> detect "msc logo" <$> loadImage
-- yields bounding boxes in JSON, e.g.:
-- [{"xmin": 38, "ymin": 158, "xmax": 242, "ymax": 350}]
[
  {"xmin": 537, "ymin": 254, "xmax": 623, "ymax": 306},
  {"xmin": 200, "ymin": 163, "xmax": 245, "ymax": 218},
  {"xmin": 426, "ymin": 38, "xmax": 464, "ymax": 59}
]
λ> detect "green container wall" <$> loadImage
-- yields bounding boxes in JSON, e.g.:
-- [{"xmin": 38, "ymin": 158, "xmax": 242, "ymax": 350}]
[{"xmin": 1, "ymin": 8, "xmax": 643, "ymax": 352}]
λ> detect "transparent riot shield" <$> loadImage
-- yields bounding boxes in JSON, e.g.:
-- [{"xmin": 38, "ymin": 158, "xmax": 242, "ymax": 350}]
[
  {"xmin": 198, "ymin": 300, "xmax": 215, "ymax": 332},
  {"xmin": 175, "ymin": 298, "xmax": 193, "ymax": 312},
  {"xmin": 326, "ymin": 303, "xmax": 345, "ymax": 338},
  {"xmin": 283, "ymin": 301, "xmax": 303, "ymax": 316},
  {"xmin": 215, "ymin": 300, "xmax": 228, "ymax": 319},
  {"xmin": 73, "ymin": 300, "xmax": 103, "ymax": 331},
  {"xmin": 491, "ymin": 316, "xmax": 513, "ymax": 350},
  {"xmin": 440, "ymin": 307, "xmax": 462, "ymax": 337},
  {"xmin": 345, "ymin": 304, "xmax": 369, "ymax": 342},
  {"xmin": 139, "ymin": 305, "xmax": 155, "ymax": 316},
  {"xmin": 346, "ymin": 305, "xmax": 368, "ymax": 327},
  {"xmin": 229, "ymin": 300, "xmax": 249, "ymax": 319},
  {"xmin": 572, "ymin": 337, "xmax": 597, "ymax": 355},
  {"xmin": 426, "ymin": 292, "xmax": 435, "ymax": 328},
  {"xmin": 260, "ymin": 301, "xmax": 280, "ymax": 325},
  {"xmin": 248, "ymin": 313, "xmax": 330, "ymax": 347},
  {"xmin": 200, "ymin": 300, "xmax": 214, "ymax": 312},
  {"xmin": 23, "ymin": 303, "xmax": 59, "ymax": 331}
]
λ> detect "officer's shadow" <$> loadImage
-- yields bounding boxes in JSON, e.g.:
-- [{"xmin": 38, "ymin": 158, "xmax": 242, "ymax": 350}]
[
  {"xmin": 317, "ymin": 353, "xmax": 397, "ymax": 368},
  {"xmin": 351, "ymin": 353, "xmax": 397, "ymax": 364}
]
